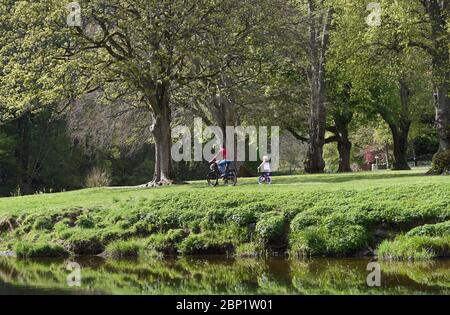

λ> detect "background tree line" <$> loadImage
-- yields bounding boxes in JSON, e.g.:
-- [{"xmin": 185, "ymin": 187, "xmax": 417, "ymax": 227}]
[{"xmin": 0, "ymin": 0, "xmax": 448, "ymax": 195}]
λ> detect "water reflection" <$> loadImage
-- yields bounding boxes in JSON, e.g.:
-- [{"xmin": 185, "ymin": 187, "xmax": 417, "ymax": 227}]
[{"xmin": 0, "ymin": 256, "xmax": 448, "ymax": 295}]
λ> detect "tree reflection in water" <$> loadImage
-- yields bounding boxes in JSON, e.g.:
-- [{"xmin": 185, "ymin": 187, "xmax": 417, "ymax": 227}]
[{"xmin": 0, "ymin": 256, "xmax": 448, "ymax": 295}]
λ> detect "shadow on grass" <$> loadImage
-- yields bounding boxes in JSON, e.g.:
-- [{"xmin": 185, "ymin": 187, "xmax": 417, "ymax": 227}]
[
  {"xmin": 180, "ymin": 170, "xmax": 431, "ymax": 190},
  {"xmin": 232, "ymin": 171, "xmax": 427, "ymax": 187}
]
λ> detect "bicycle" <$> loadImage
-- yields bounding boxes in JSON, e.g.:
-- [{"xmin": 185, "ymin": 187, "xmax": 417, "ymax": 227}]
[
  {"xmin": 257, "ymin": 169, "xmax": 272, "ymax": 185},
  {"xmin": 207, "ymin": 159, "xmax": 237, "ymax": 186}
]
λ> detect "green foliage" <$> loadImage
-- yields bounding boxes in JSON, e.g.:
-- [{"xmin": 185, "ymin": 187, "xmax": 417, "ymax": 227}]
[
  {"xmin": 85, "ymin": 167, "xmax": 112, "ymax": 188},
  {"xmin": 105, "ymin": 240, "xmax": 142, "ymax": 258},
  {"xmin": 323, "ymin": 143, "xmax": 340, "ymax": 173},
  {"xmin": 31, "ymin": 215, "xmax": 55, "ymax": 231},
  {"xmin": 290, "ymin": 223, "xmax": 368, "ymax": 257},
  {"xmin": 255, "ymin": 212, "xmax": 285, "ymax": 244},
  {"xmin": 378, "ymin": 235, "xmax": 450, "ymax": 260},
  {"xmin": 178, "ymin": 233, "xmax": 234, "ymax": 255},
  {"xmin": 65, "ymin": 232, "xmax": 104, "ymax": 255},
  {"xmin": 75, "ymin": 214, "xmax": 95, "ymax": 229},
  {"xmin": 0, "ymin": 171, "xmax": 449, "ymax": 258},
  {"xmin": 15, "ymin": 241, "xmax": 68, "ymax": 258},
  {"xmin": 432, "ymin": 150, "xmax": 450, "ymax": 174},
  {"xmin": 0, "ymin": 255, "xmax": 448, "ymax": 294},
  {"xmin": 235, "ymin": 243, "xmax": 265, "ymax": 258},
  {"xmin": 145, "ymin": 229, "xmax": 188, "ymax": 255},
  {"xmin": 406, "ymin": 221, "xmax": 450, "ymax": 238}
]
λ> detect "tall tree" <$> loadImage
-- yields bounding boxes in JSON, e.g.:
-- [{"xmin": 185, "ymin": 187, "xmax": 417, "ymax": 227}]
[
  {"xmin": 303, "ymin": 0, "xmax": 334, "ymax": 173},
  {"xmin": 410, "ymin": 0, "xmax": 449, "ymax": 152},
  {"xmin": 10, "ymin": 0, "xmax": 251, "ymax": 185}
]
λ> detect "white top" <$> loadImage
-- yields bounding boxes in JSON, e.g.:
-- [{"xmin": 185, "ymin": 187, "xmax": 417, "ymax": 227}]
[{"xmin": 259, "ymin": 161, "xmax": 271, "ymax": 172}]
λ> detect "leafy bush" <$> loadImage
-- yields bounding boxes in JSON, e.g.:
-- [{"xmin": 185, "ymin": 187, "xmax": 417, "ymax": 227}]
[
  {"xmin": 178, "ymin": 233, "xmax": 233, "ymax": 255},
  {"xmin": 54, "ymin": 218, "xmax": 72, "ymax": 232},
  {"xmin": 32, "ymin": 215, "xmax": 55, "ymax": 230},
  {"xmin": 289, "ymin": 223, "xmax": 368, "ymax": 257},
  {"xmin": 289, "ymin": 227, "xmax": 328, "ymax": 257},
  {"xmin": 105, "ymin": 240, "xmax": 142, "ymax": 258},
  {"xmin": 406, "ymin": 221, "xmax": 450, "ymax": 238},
  {"xmin": 290, "ymin": 206, "xmax": 335, "ymax": 232},
  {"xmin": 255, "ymin": 212, "xmax": 285, "ymax": 243},
  {"xmin": 202, "ymin": 209, "xmax": 228, "ymax": 226},
  {"xmin": 85, "ymin": 167, "xmax": 112, "ymax": 188},
  {"xmin": 15, "ymin": 241, "xmax": 68, "ymax": 258},
  {"xmin": 325, "ymin": 224, "xmax": 368, "ymax": 255},
  {"xmin": 65, "ymin": 232, "xmax": 104, "ymax": 255},
  {"xmin": 129, "ymin": 221, "xmax": 155, "ymax": 236},
  {"xmin": 75, "ymin": 214, "xmax": 95, "ymax": 229},
  {"xmin": 432, "ymin": 149, "xmax": 450, "ymax": 174},
  {"xmin": 145, "ymin": 229, "xmax": 188, "ymax": 255}
]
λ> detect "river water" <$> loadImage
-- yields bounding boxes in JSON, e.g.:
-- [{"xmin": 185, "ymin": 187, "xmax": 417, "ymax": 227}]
[{"xmin": 0, "ymin": 256, "xmax": 448, "ymax": 295}]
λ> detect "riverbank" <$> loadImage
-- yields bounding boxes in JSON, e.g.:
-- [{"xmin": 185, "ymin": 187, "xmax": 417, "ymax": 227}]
[{"xmin": 0, "ymin": 169, "xmax": 449, "ymax": 260}]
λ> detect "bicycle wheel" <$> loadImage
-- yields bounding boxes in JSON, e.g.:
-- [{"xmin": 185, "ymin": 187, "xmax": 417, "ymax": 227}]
[
  {"xmin": 225, "ymin": 171, "xmax": 237, "ymax": 186},
  {"xmin": 207, "ymin": 171, "xmax": 219, "ymax": 187},
  {"xmin": 266, "ymin": 176, "xmax": 272, "ymax": 184},
  {"xmin": 258, "ymin": 176, "xmax": 265, "ymax": 184}
]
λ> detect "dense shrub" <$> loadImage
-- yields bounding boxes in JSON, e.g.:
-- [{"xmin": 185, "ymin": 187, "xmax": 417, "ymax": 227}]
[
  {"xmin": 255, "ymin": 212, "xmax": 285, "ymax": 244},
  {"xmin": 15, "ymin": 241, "xmax": 68, "ymax": 258},
  {"xmin": 289, "ymin": 227, "xmax": 328, "ymax": 257},
  {"xmin": 75, "ymin": 214, "xmax": 95, "ymax": 229},
  {"xmin": 129, "ymin": 221, "xmax": 155, "ymax": 236},
  {"xmin": 290, "ymin": 223, "xmax": 368, "ymax": 257},
  {"xmin": 431, "ymin": 149, "xmax": 450, "ymax": 174},
  {"xmin": 290, "ymin": 206, "xmax": 335, "ymax": 232},
  {"xmin": 406, "ymin": 221, "xmax": 450, "ymax": 238},
  {"xmin": 105, "ymin": 240, "xmax": 142, "ymax": 258},
  {"xmin": 145, "ymin": 229, "xmax": 188, "ymax": 255},
  {"xmin": 32, "ymin": 215, "xmax": 55, "ymax": 230},
  {"xmin": 178, "ymin": 233, "xmax": 234, "ymax": 255},
  {"xmin": 85, "ymin": 167, "xmax": 112, "ymax": 188},
  {"xmin": 65, "ymin": 233, "xmax": 105, "ymax": 255}
]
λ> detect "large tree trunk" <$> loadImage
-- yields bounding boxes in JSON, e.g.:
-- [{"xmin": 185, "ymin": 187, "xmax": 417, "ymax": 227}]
[
  {"xmin": 331, "ymin": 109, "xmax": 353, "ymax": 173},
  {"xmin": 16, "ymin": 114, "xmax": 31, "ymax": 194},
  {"xmin": 304, "ymin": 2, "xmax": 332, "ymax": 173},
  {"xmin": 212, "ymin": 76, "xmax": 245, "ymax": 174},
  {"xmin": 434, "ymin": 81, "xmax": 449, "ymax": 152},
  {"xmin": 305, "ymin": 92, "xmax": 326, "ymax": 173},
  {"xmin": 389, "ymin": 80, "xmax": 411, "ymax": 170},
  {"xmin": 389, "ymin": 124, "xmax": 410, "ymax": 170},
  {"xmin": 146, "ymin": 83, "xmax": 174, "ymax": 186},
  {"xmin": 151, "ymin": 107, "xmax": 173, "ymax": 184},
  {"xmin": 426, "ymin": 1, "xmax": 450, "ymax": 152},
  {"xmin": 337, "ymin": 135, "xmax": 352, "ymax": 173}
]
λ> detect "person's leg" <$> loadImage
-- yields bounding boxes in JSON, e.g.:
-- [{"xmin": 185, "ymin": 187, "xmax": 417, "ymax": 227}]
[{"xmin": 218, "ymin": 160, "xmax": 227, "ymax": 173}]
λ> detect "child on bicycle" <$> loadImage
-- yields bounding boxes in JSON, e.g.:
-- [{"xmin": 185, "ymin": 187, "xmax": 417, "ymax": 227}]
[{"xmin": 257, "ymin": 155, "xmax": 271, "ymax": 176}]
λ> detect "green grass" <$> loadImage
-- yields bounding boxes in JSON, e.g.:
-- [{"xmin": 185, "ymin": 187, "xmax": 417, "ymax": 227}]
[
  {"xmin": 1, "ymin": 168, "xmax": 446, "ymax": 215},
  {"xmin": 378, "ymin": 235, "xmax": 450, "ymax": 260},
  {"xmin": 0, "ymin": 168, "xmax": 449, "ymax": 259},
  {"xmin": 14, "ymin": 241, "xmax": 68, "ymax": 258},
  {"xmin": 105, "ymin": 240, "xmax": 143, "ymax": 258}
]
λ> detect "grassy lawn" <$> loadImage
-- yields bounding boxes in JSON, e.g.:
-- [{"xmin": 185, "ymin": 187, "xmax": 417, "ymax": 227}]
[
  {"xmin": 0, "ymin": 168, "xmax": 449, "ymax": 260},
  {"xmin": 1, "ymin": 168, "xmax": 447, "ymax": 215}
]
